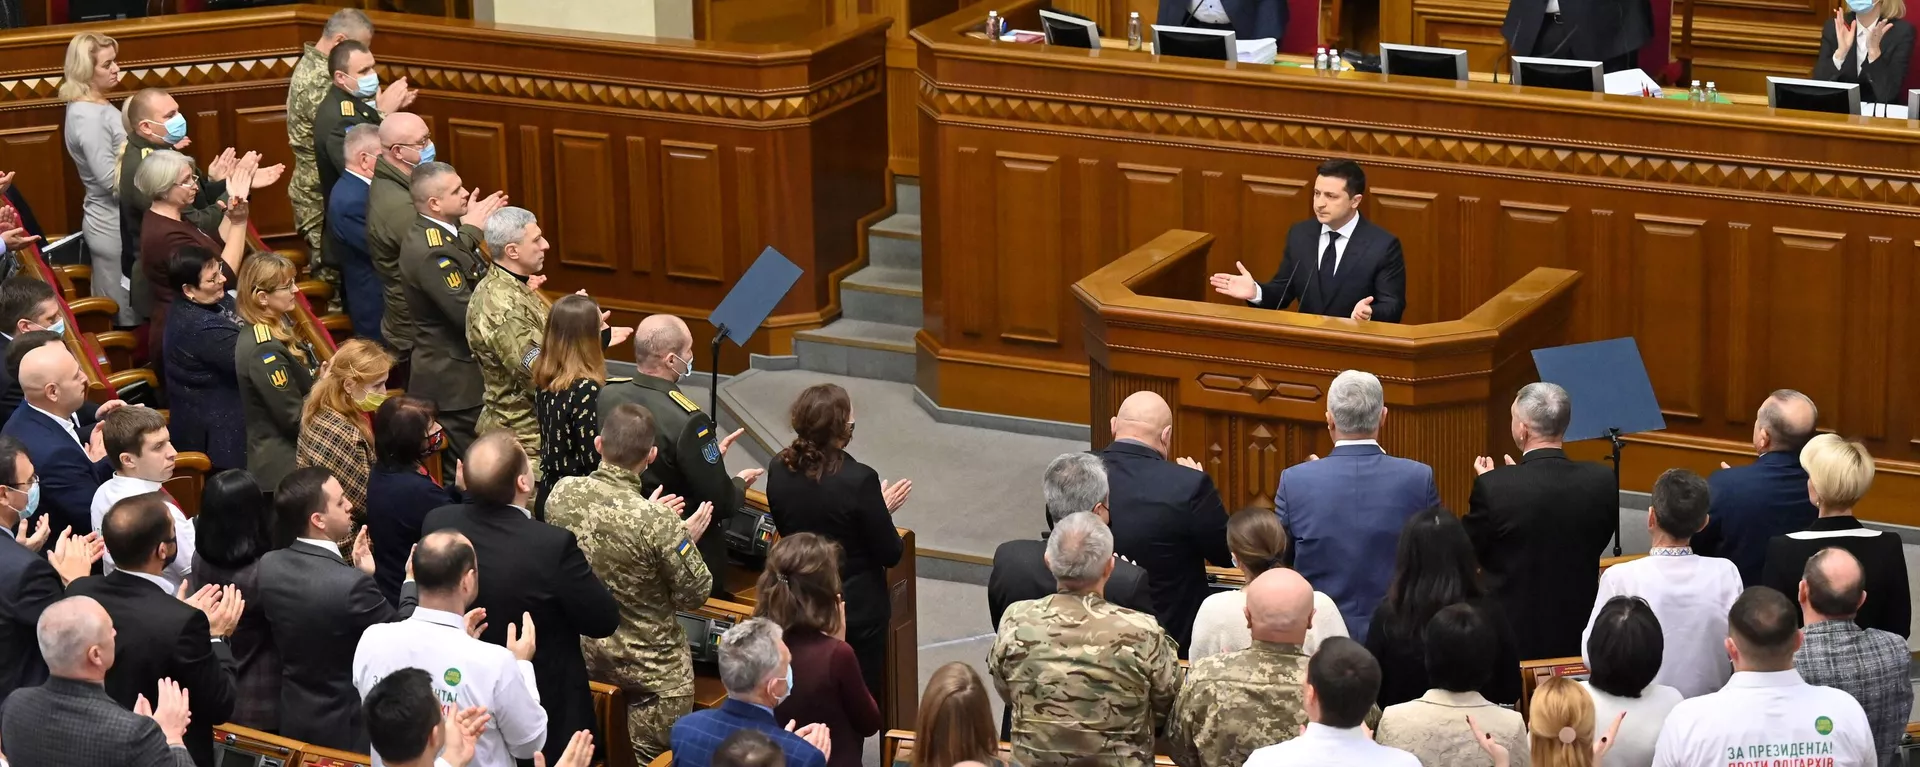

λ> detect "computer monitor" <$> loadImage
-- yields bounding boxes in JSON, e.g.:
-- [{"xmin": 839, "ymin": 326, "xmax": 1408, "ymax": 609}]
[
  {"xmin": 1908, "ymin": 88, "xmax": 1920, "ymax": 117},
  {"xmin": 1380, "ymin": 43, "xmax": 1469, "ymax": 81},
  {"xmin": 1151, "ymin": 25, "xmax": 1236, "ymax": 62},
  {"xmin": 1766, "ymin": 77, "xmax": 1860, "ymax": 115},
  {"xmin": 1510, "ymin": 56, "xmax": 1605, "ymax": 93},
  {"xmin": 1039, "ymin": 10, "xmax": 1101, "ymax": 50}
]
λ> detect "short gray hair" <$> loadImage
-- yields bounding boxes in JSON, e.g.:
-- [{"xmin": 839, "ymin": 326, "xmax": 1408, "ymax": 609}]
[
  {"xmin": 1045, "ymin": 511, "xmax": 1113, "ymax": 587},
  {"xmin": 1514, "ymin": 382, "xmax": 1571, "ymax": 438},
  {"xmin": 1327, "ymin": 370, "xmax": 1384, "ymax": 435},
  {"xmin": 1759, "ymin": 389, "xmax": 1819, "ymax": 453},
  {"xmin": 483, "ymin": 206, "xmax": 537, "ymax": 256},
  {"xmin": 38, "ymin": 596, "xmax": 108, "ymax": 674},
  {"xmin": 133, "ymin": 149, "xmax": 195, "ymax": 205},
  {"xmin": 344, "ymin": 123, "xmax": 382, "ymax": 162},
  {"xmin": 409, "ymin": 161, "xmax": 459, "ymax": 208},
  {"xmin": 717, "ymin": 617, "xmax": 785, "ymax": 695},
  {"xmin": 1043, "ymin": 453, "xmax": 1106, "ymax": 525},
  {"xmin": 322, "ymin": 8, "xmax": 374, "ymax": 41}
]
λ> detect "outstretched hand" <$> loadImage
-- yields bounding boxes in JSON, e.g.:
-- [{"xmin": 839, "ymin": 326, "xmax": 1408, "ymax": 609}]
[{"xmin": 1208, "ymin": 261, "xmax": 1259, "ymax": 302}]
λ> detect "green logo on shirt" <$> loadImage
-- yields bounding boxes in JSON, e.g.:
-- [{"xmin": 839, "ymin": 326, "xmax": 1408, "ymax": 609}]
[
  {"xmin": 1815, "ymin": 716, "xmax": 1834, "ymax": 735},
  {"xmin": 444, "ymin": 668, "xmax": 463, "ymax": 687}
]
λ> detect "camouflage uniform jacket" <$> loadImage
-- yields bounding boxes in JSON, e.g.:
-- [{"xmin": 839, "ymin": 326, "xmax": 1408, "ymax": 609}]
[
  {"xmin": 546, "ymin": 461, "xmax": 712, "ymax": 699},
  {"xmin": 286, "ymin": 42, "xmax": 330, "ymax": 247},
  {"xmin": 988, "ymin": 592, "xmax": 1182, "ymax": 767},
  {"xmin": 467, "ymin": 263, "xmax": 548, "ymax": 463},
  {"xmin": 1167, "ymin": 639, "xmax": 1310, "ymax": 767}
]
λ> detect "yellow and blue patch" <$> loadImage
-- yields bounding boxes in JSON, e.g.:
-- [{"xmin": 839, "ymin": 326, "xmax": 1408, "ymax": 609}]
[{"xmin": 674, "ymin": 537, "xmax": 694, "ymax": 558}]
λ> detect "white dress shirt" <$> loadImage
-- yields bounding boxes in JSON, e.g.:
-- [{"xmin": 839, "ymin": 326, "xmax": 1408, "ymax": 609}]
[
  {"xmin": 1187, "ymin": 0, "xmax": 1230, "ymax": 23},
  {"xmin": 1188, "ymin": 587, "xmax": 1348, "ymax": 660},
  {"xmin": 354, "ymin": 607, "xmax": 547, "ymax": 767},
  {"xmin": 1244, "ymin": 722, "xmax": 1423, "ymax": 767},
  {"xmin": 1581, "ymin": 681, "xmax": 1683, "ymax": 767},
  {"xmin": 422, "ymin": 214, "xmax": 459, "ymax": 236},
  {"xmin": 91, "ymin": 475, "xmax": 195, "ymax": 590},
  {"xmin": 122, "ymin": 568, "xmax": 176, "ymax": 595},
  {"xmin": 1581, "ymin": 548, "xmax": 1742, "ymax": 698},
  {"xmin": 346, "ymin": 169, "xmax": 373, "ymax": 185},
  {"xmin": 1252, "ymin": 214, "xmax": 1360, "ymax": 306},
  {"xmin": 1652, "ymin": 670, "xmax": 1876, "ymax": 767},
  {"xmin": 1833, "ymin": 16, "xmax": 1884, "ymax": 70},
  {"xmin": 29, "ymin": 403, "xmax": 83, "ymax": 447}
]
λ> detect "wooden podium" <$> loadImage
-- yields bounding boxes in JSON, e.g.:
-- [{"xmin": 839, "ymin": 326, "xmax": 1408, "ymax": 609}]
[{"xmin": 1074, "ymin": 230, "xmax": 1581, "ymax": 513}]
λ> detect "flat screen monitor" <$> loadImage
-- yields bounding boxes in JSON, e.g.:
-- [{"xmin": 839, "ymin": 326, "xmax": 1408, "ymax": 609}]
[
  {"xmin": 1380, "ymin": 43, "xmax": 1469, "ymax": 81},
  {"xmin": 677, "ymin": 613, "xmax": 713, "ymax": 659},
  {"xmin": 1909, "ymin": 88, "xmax": 1920, "ymax": 117},
  {"xmin": 1510, "ymin": 56, "xmax": 1604, "ymax": 93},
  {"xmin": 1151, "ymin": 25, "xmax": 1236, "ymax": 62},
  {"xmin": 1039, "ymin": 10, "xmax": 1101, "ymax": 49},
  {"xmin": 1767, "ymin": 77, "xmax": 1860, "ymax": 115}
]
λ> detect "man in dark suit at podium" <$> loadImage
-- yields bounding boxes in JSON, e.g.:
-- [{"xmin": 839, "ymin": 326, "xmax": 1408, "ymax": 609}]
[
  {"xmin": 1155, "ymin": 0, "xmax": 1286, "ymax": 44},
  {"xmin": 1209, "ymin": 159, "xmax": 1406, "ymax": 323}
]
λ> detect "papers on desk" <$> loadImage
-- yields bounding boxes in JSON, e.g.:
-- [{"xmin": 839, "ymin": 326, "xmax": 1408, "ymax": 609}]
[
  {"xmin": 999, "ymin": 29, "xmax": 1047, "ymax": 43},
  {"xmin": 1237, "ymin": 38, "xmax": 1277, "ymax": 64},
  {"xmin": 1603, "ymin": 68, "xmax": 1663, "ymax": 98},
  {"xmin": 1861, "ymin": 103, "xmax": 1910, "ymax": 118}
]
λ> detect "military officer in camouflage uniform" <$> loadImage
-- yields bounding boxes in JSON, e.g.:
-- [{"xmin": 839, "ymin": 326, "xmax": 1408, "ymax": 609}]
[
  {"xmin": 397, "ymin": 162, "xmax": 507, "ymax": 469},
  {"xmin": 599, "ymin": 313, "xmax": 762, "ymax": 598},
  {"xmin": 286, "ymin": 9, "xmax": 374, "ymax": 257},
  {"xmin": 546, "ymin": 403, "xmax": 713, "ymax": 760},
  {"xmin": 235, "ymin": 318, "xmax": 319, "ymax": 493},
  {"xmin": 367, "ymin": 113, "xmax": 433, "ymax": 383},
  {"xmin": 989, "ymin": 511, "xmax": 1182, "ymax": 767},
  {"xmin": 467, "ymin": 206, "xmax": 551, "ymax": 476},
  {"xmin": 1168, "ymin": 569, "xmax": 1315, "ymax": 767}
]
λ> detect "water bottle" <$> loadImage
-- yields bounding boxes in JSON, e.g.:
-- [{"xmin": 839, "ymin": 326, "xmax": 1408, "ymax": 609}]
[
  {"xmin": 1689, "ymin": 79, "xmax": 1704, "ymax": 103},
  {"xmin": 985, "ymin": 10, "xmax": 1002, "ymax": 40},
  {"xmin": 1127, "ymin": 12, "xmax": 1143, "ymax": 50},
  {"xmin": 1315, "ymin": 47, "xmax": 1329, "ymax": 70},
  {"xmin": 1329, "ymin": 48, "xmax": 1343, "ymax": 71},
  {"xmin": 1705, "ymin": 81, "xmax": 1718, "ymax": 104}
]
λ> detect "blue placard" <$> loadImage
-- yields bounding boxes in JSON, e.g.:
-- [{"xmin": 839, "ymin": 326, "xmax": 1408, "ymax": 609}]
[
  {"xmin": 708, "ymin": 246, "xmax": 803, "ymax": 346},
  {"xmin": 1531, "ymin": 337, "xmax": 1667, "ymax": 442}
]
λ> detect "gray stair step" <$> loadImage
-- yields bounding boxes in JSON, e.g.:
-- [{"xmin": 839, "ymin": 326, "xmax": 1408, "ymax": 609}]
[
  {"xmin": 871, "ymin": 213, "xmax": 920, "ymax": 240},
  {"xmin": 896, "ymin": 179, "xmax": 920, "ymax": 218},
  {"xmin": 842, "ymin": 266, "xmax": 923, "ymax": 326},
  {"xmin": 869, "ymin": 213, "xmax": 922, "ymax": 271},
  {"xmin": 793, "ymin": 319, "xmax": 917, "ymax": 383}
]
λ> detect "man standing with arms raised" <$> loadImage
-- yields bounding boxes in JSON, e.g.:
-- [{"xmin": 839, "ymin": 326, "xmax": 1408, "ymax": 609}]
[
  {"xmin": 364, "ymin": 112, "xmax": 433, "ymax": 388},
  {"xmin": 397, "ymin": 162, "xmax": 507, "ymax": 467}
]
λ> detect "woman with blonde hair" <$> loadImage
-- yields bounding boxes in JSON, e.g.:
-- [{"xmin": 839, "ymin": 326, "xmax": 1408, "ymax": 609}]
[
  {"xmin": 531, "ymin": 294, "xmax": 608, "ymax": 512},
  {"xmin": 912, "ymin": 662, "xmax": 1008, "ymax": 767},
  {"xmin": 296, "ymin": 338, "xmax": 392, "ymax": 524},
  {"xmin": 755, "ymin": 533, "xmax": 879, "ymax": 767},
  {"xmin": 236, "ymin": 252, "xmax": 320, "ymax": 494},
  {"xmin": 60, "ymin": 32, "xmax": 136, "ymax": 325},
  {"xmin": 1812, "ymin": 0, "xmax": 1913, "ymax": 104},
  {"xmin": 1759, "ymin": 433, "xmax": 1908, "ymax": 636},
  {"xmin": 1469, "ymin": 676, "xmax": 1623, "ymax": 767},
  {"xmin": 1188, "ymin": 507, "xmax": 1348, "ymax": 659},
  {"xmin": 134, "ymin": 147, "xmax": 253, "ymax": 360}
]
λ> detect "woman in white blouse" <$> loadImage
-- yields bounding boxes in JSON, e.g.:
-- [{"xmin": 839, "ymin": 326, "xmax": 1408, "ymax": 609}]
[
  {"xmin": 1187, "ymin": 507, "xmax": 1347, "ymax": 659},
  {"xmin": 1579, "ymin": 596, "xmax": 1682, "ymax": 767},
  {"xmin": 60, "ymin": 32, "xmax": 136, "ymax": 326}
]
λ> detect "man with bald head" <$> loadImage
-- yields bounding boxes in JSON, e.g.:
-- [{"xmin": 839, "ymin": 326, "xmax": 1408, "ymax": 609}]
[
  {"xmin": 2, "ymin": 344, "xmax": 122, "ymax": 537},
  {"xmin": 1168, "ymin": 569, "xmax": 1318, "ymax": 767},
  {"xmin": 397, "ymin": 161, "xmax": 507, "ymax": 469},
  {"xmin": 365, "ymin": 111, "xmax": 435, "ymax": 385},
  {"xmin": 1695, "ymin": 389, "xmax": 1822, "ymax": 585},
  {"xmin": 0, "ymin": 596, "xmax": 197, "ymax": 767},
  {"xmin": 599, "ymin": 313, "xmax": 762, "ymax": 597},
  {"xmin": 1097, "ymin": 389, "xmax": 1230, "ymax": 656},
  {"xmin": 1793, "ymin": 547, "xmax": 1912, "ymax": 765}
]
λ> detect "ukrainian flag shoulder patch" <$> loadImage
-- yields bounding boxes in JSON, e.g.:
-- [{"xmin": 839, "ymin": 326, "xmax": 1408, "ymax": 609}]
[{"xmin": 674, "ymin": 537, "xmax": 694, "ymax": 558}]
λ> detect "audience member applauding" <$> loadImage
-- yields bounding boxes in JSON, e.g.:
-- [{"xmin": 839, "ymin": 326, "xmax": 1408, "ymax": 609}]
[
  {"xmin": 354, "ymin": 530, "xmax": 547, "ymax": 766},
  {"xmin": 1580, "ymin": 597, "xmax": 1682, "ymax": 767},
  {"xmin": 257, "ymin": 467, "xmax": 413, "ymax": 752},
  {"xmin": 90, "ymin": 407, "xmax": 190, "ymax": 588},
  {"xmin": 988, "ymin": 452, "xmax": 1153, "ymax": 629},
  {"xmin": 768, "ymin": 383, "xmax": 907, "ymax": 703},
  {"xmin": 4, "ymin": 343, "xmax": 120, "ymax": 536},
  {"xmin": 1169, "ymin": 569, "xmax": 1320, "ymax": 767},
  {"xmin": 1278, "ymin": 370, "xmax": 1440, "ymax": 643},
  {"xmin": 186, "ymin": 470, "xmax": 281, "ymax": 733},
  {"xmin": 1097, "ymin": 390, "xmax": 1230, "ymax": 654},
  {"xmin": 670, "ymin": 618, "xmax": 831, "ymax": 767},
  {"xmin": 1468, "ymin": 676, "xmax": 1623, "ymax": 767},
  {"xmin": 1793, "ymin": 548, "xmax": 1912, "ymax": 766},
  {"xmin": 1189, "ymin": 508, "xmax": 1347, "ymax": 660},
  {"xmin": 990, "ymin": 511, "xmax": 1179, "ymax": 766},
  {"xmin": 235, "ymin": 252, "xmax": 321, "ymax": 495},
  {"xmin": 327, "ymin": 123, "xmax": 386, "ymax": 345},
  {"xmin": 297, "ymin": 338, "xmax": 393, "ymax": 525},
  {"xmin": 0, "ymin": 279, "xmax": 75, "ymax": 415},
  {"xmin": 69, "ymin": 492, "xmax": 242, "ymax": 767},
  {"xmin": 3, "ymin": 331, "xmax": 102, "ymax": 435},
  {"xmin": 530, "ymin": 295, "xmax": 610, "ymax": 511},
  {"xmin": 132, "ymin": 148, "xmax": 250, "ymax": 362},
  {"xmin": 0, "ymin": 434, "xmax": 102, "ymax": 707},
  {"xmin": 1244, "ymin": 638, "xmax": 1419, "ymax": 767},
  {"xmin": 1584, "ymin": 469, "xmax": 1740, "ymax": 698},
  {"xmin": 1760, "ymin": 433, "xmax": 1908, "ymax": 637},
  {"xmin": 912, "ymin": 663, "xmax": 1006, "ymax": 767},
  {"xmin": 397, "ymin": 162, "xmax": 503, "ymax": 468},
  {"xmin": 1367, "ymin": 508, "xmax": 1519, "ymax": 707},
  {"xmin": 0, "ymin": 597, "xmax": 197, "ymax": 767},
  {"xmin": 365, "ymin": 111, "xmax": 433, "ymax": 387},
  {"xmin": 1693, "ymin": 390, "xmax": 1819, "ymax": 585},
  {"xmin": 288, "ymin": 10, "xmax": 376, "ymax": 262},
  {"xmin": 1651, "ymin": 587, "xmax": 1876, "ymax": 766},
  {"xmin": 59, "ymin": 32, "xmax": 136, "ymax": 325},
  {"xmin": 718, "ymin": 731, "xmax": 788, "ymax": 767},
  {"xmin": 162, "ymin": 246, "xmax": 246, "ymax": 470},
  {"xmin": 756, "ymin": 533, "xmax": 880, "ymax": 767},
  {"xmin": 1464, "ymin": 382, "xmax": 1618, "ymax": 660},
  {"xmin": 367, "ymin": 396, "xmax": 461, "ymax": 606},
  {"xmin": 424, "ymin": 430, "xmax": 618, "ymax": 766},
  {"xmin": 361, "ymin": 667, "xmax": 511, "ymax": 767},
  {"xmin": 1377, "ymin": 603, "xmax": 1528, "ymax": 766}
]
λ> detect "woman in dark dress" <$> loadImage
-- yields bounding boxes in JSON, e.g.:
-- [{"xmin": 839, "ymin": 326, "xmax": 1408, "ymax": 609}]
[
  {"xmin": 188, "ymin": 470, "xmax": 280, "ymax": 731},
  {"xmin": 162, "ymin": 245, "xmax": 245, "ymax": 470},
  {"xmin": 766, "ymin": 383, "xmax": 912, "ymax": 705},
  {"xmin": 913, "ymin": 662, "xmax": 1012, "ymax": 767},
  {"xmin": 365, "ymin": 395, "xmax": 461, "ymax": 606},
  {"xmin": 1365, "ymin": 507, "xmax": 1522, "ymax": 708},
  {"xmin": 531, "ymin": 295, "xmax": 607, "ymax": 517},
  {"xmin": 131, "ymin": 148, "xmax": 247, "ymax": 362},
  {"xmin": 756, "ymin": 533, "xmax": 880, "ymax": 767}
]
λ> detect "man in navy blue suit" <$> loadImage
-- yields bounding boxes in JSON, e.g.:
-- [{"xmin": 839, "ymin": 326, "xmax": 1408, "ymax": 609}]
[
  {"xmin": 0, "ymin": 434, "xmax": 105, "ymax": 712},
  {"xmin": 1211, "ymin": 159, "xmax": 1407, "ymax": 323},
  {"xmin": 1, "ymin": 344, "xmax": 123, "ymax": 537},
  {"xmin": 1692, "ymin": 389, "xmax": 1820, "ymax": 586},
  {"xmin": 1155, "ymin": 0, "xmax": 1286, "ymax": 44},
  {"xmin": 326, "ymin": 123, "xmax": 384, "ymax": 345},
  {"xmin": 1274, "ymin": 369, "xmax": 1440, "ymax": 643},
  {"xmin": 670, "ymin": 618, "xmax": 829, "ymax": 767}
]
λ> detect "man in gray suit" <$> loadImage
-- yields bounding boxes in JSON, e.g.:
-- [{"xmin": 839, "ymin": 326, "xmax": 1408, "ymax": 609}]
[{"xmin": 1, "ymin": 596, "xmax": 195, "ymax": 767}]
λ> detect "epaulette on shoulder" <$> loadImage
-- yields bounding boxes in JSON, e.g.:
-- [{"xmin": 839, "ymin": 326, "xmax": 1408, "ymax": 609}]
[
  {"xmin": 253, "ymin": 324, "xmax": 271, "ymax": 343},
  {"xmin": 607, "ymin": 376, "xmax": 633, "ymax": 384}
]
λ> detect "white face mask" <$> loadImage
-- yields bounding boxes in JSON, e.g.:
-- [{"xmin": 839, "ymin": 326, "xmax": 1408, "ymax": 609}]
[{"xmin": 672, "ymin": 351, "xmax": 694, "ymax": 380}]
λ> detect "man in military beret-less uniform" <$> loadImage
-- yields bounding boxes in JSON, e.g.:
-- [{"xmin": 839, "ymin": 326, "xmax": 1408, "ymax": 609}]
[
  {"xmin": 598, "ymin": 314, "xmax": 763, "ymax": 599},
  {"xmin": 396, "ymin": 161, "xmax": 506, "ymax": 470},
  {"xmin": 1168, "ymin": 569, "xmax": 1316, "ymax": 767},
  {"xmin": 310, "ymin": 40, "xmax": 385, "ymax": 213}
]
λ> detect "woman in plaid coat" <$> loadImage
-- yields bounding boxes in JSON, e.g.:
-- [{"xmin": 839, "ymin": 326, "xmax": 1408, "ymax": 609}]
[{"xmin": 294, "ymin": 338, "xmax": 391, "ymax": 523}]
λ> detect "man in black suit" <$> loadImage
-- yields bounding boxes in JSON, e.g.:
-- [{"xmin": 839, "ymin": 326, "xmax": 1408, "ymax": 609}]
[
  {"xmin": 424, "ymin": 430, "xmax": 620, "ymax": 765},
  {"xmin": 1210, "ymin": 159, "xmax": 1406, "ymax": 323},
  {"xmin": 1096, "ymin": 391, "xmax": 1232, "ymax": 657},
  {"xmin": 67, "ymin": 493, "xmax": 243, "ymax": 767},
  {"xmin": 1502, "ymin": 0, "xmax": 1650, "ymax": 71},
  {"xmin": 0, "ymin": 434, "xmax": 102, "ymax": 711},
  {"xmin": 2, "ymin": 344, "xmax": 123, "ymax": 537},
  {"xmin": 0, "ymin": 278, "xmax": 64, "ymax": 416},
  {"xmin": 257, "ymin": 466, "xmax": 415, "ymax": 752},
  {"xmin": 1462, "ymin": 382, "xmax": 1618, "ymax": 660},
  {"xmin": 1153, "ymin": 0, "xmax": 1286, "ymax": 45},
  {"xmin": 989, "ymin": 451, "xmax": 1156, "ymax": 628},
  {"xmin": 0, "ymin": 596, "xmax": 198, "ymax": 767},
  {"xmin": 1694, "ymin": 390, "xmax": 1820, "ymax": 586}
]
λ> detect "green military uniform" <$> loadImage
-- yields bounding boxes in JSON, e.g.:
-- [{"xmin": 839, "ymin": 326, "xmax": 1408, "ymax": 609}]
[
  {"xmin": 1167, "ymin": 640, "xmax": 1310, "ymax": 767},
  {"xmin": 467, "ymin": 263, "xmax": 549, "ymax": 477},
  {"xmin": 598, "ymin": 372, "xmax": 743, "ymax": 598},
  {"xmin": 117, "ymin": 134, "xmax": 228, "ymax": 320},
  {"xmin": 235, "ymin": 322, "xmax": 319, "ymax": 492},
  {"xmin": 989, "ymin": 592, "xmax": 1182, "ymax": 767},
  {"xmin": 366, "ymin": 156, "xmax": 418, "ymax": 355},
  {"xmin": 285, "ymin": 42, "xmax": 331, "ymax": 255},
  {"xmin": 311, "ymin": 83, "xmax": 382, "ymax": 219},
  {"xmin": 546, "ymin": 461, "xmax": 712, "ymax": 761},
  {"xmin": 399, "ymin": 216, "xmax": 489, "ymax": 460}
]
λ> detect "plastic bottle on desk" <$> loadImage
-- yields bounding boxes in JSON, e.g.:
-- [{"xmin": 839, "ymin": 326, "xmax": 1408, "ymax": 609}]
[
  {"xmin": 1128, "ymin": 12, "xmax": 1143, "ymax": 50},
  {"xmin": 985, "ymin": 11, "xmax": 1002, "ymax": 40},
  {"xmin": 1705, "ymin": 81, "xmax": 1718, "ymax": 104},
  {"xmin": 1329, "ymin": 49, "xmax": 1343, "ymax": 71},
  {"xmin": 1689, "ymin": 79, "xmax": 1704, "ymax": 102},
  {"xmin": 1315, "ymin": 47, "xmax": 1329, "ymax": 70}
]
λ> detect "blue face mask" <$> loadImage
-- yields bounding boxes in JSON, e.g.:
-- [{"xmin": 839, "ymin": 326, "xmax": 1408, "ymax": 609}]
[
  {"xmin": 418, "ymin": 141, "xmax": 436, "ymax": 164},
  {"xmin": 39, "ymin": 318, "xmax": 65, "ymax": 337},
  {"xmin": 14, "ymin": 482, "xmax": 39, "ymax": 520},
  {"xmin": 775, "ymin": 664, "xmax": 793, "ymax": 704},
  {"xmin": 1847, "ymin": 0, "xmax": 1876, "ymax": 12},
  {"xmin": 150, "ymin": 113, "xmax": 188, "ymax": 145},
  {"xmin": 355, "ymin": 73, "xmax": 379, "ymax": 98}
]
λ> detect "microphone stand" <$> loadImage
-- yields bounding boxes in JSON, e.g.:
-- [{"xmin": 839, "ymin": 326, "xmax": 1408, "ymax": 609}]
[
  {"xmin": 1603, "ymin": 426, "xmax": 1626, "ymax": 557},
  {"xmin": 710, "ymin": 323, "xmax": 729, "ymax": 416}
]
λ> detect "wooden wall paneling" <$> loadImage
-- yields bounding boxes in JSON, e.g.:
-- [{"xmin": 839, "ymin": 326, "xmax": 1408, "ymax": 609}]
[
  {"xmin": 1232, "ymin": 174, "xmax": 1305, "ymax": 306},
  {"xmin": 1117, "ymin": 163, "xmax": 1185, "ymax": 253},
  {"xmin": 0, "ymin": 126, "xmax": 72, "ymax": 237},
  {"xmin": 1409, "ymin": 0, "xmax": 1509, "ymax": 72},
  {"xmin": 1629, "ymin": 214, "xmax": 1707, "ymax": 422},
  {"xmin": 659, "ymin": 141, "xmax": 728, "ymax": 284},
  {"xmin": 1762, "ymin": 227, "xmax": 1847, "ymax": 431},
  {"xmin": 232, "ymin": 105, "xmax": 294, "ymax": 239},
  {"xmin": 734, "ymin": 146, "xmax": 762, "ymax": 275},
  {"xmin": 447, "ymin": 119, "xmax": 509, "ymax": 198},
  {"xmin": 551, "ymin": 130, "xmax": 617, "ymax": 271},
  {"xmin": 515, "ymin": 125, "xmax": 545, "ymax": 231},
  {"xmin": 1455, "ymin": 196, "xmax": 1484, "ymax": 316},
  {"xmin": 1848, "ymin": 236, "xmax": 1894, "ymax": 440},
  {"xmin": 1367, "ymin": 187, "xmax": 1438, "ymax": 323},
  {"xmin": 1076, "ymin": 159, "xmax": 1109, "ymax": 306},
  {"xmin": 1494, "ymin": 200, "xmax": 1569, "ymax": 302},
  {"xmin": 1721, "ymin": 221, "xmax": 1754, "ymax": 424},
  {"xmin": 952, "ymin": 144, "xmax": 984, "ymax": 337},
  {"xmin": 625, "ymin": 137, "xmax": 656, "ymax": 276},
  {"xmin": 992, "ymin": 151, "xmax": 1063, "ymax": 345},
  {"xmin": 1582, "ymin": 209, "xmax": 1616, "ymax": 342}
]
